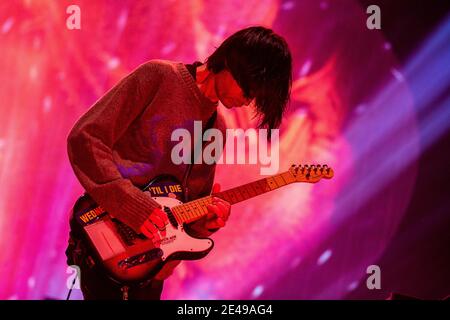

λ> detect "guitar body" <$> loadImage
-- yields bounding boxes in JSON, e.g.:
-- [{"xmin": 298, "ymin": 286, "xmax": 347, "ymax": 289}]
[{"xmin": 72, "ymin": 175, "xmax": 214, "ymax": 285}]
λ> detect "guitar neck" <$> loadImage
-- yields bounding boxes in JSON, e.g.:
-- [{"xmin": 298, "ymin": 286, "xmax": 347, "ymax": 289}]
[
  {"xmin": 171, "ymin": 171, "xmax": 301, "ymax": 225},
  {"xmin": 217, "ymin": 172, "xmax": 296, "ymax": 205},
  {"xmin": 170, "ymin": 164, "xmax": 333, "ymax": 225}
]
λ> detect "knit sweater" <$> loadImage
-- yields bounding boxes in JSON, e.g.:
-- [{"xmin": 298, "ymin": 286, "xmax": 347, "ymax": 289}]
[{"xmin": 67, "ymin": 60, "xmax": 224, "ymax": 233}]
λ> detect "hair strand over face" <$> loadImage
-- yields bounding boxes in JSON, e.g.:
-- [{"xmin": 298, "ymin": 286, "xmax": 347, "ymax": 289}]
[{"xmin": 206, "ymin": 26, "xmax": 293, "ymax": 130}]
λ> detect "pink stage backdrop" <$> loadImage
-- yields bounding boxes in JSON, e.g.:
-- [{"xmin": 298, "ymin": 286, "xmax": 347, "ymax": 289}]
[{"xmin": 0, "ymin": 0, "xmax": 418, "ymax": 299}]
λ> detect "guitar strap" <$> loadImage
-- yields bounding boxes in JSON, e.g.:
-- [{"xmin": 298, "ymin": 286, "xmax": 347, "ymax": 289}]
[{"xmin": 181, "ymin": 110, "xmax": 217, "ymax": 202}]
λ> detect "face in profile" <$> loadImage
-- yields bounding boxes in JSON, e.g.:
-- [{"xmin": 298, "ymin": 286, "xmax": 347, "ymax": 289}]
[{"xmin": 214, "ymin": 69, "xmax": 253, "ymax": 109}]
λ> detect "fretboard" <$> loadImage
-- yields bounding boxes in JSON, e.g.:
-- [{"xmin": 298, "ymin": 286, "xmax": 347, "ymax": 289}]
[{"xmin": 170, "ymin": 171, "xmax": 297, "ymax": 224}]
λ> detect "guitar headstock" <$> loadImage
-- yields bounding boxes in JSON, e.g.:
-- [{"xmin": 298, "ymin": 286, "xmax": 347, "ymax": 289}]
[{"xmin": 288, "ymin": 164, "xmax": 334, "ymax": 183}]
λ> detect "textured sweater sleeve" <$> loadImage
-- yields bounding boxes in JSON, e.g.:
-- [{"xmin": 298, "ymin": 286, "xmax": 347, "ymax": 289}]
[{"xmin": 67, "ymin": 62, "xmax": 161, "ymax": 233}]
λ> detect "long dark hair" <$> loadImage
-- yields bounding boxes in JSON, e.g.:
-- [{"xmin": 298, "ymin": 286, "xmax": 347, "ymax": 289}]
[{"xmin": 206, "ymin": 26, "xmax": 292, "ymax": 130}]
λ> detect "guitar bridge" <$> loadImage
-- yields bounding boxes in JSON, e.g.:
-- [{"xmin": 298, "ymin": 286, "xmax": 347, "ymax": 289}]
[
  {"xmin": 114, "ymin": 219, "xmax": 143, "ymax": 246},
  {"xmin": 118, "ymin": 248, "xmax": 164, "ymax": 269}
]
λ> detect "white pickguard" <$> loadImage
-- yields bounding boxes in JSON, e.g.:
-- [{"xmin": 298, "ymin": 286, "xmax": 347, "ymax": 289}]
[{"xmin": 151, "ymin": 196, "xmax": 213, "ymax": 261}]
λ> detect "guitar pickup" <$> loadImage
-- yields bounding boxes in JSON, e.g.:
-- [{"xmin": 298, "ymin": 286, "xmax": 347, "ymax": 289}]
[{"xmin": 118, "ymin": 248, "xmax": 164, "ymax": 269}]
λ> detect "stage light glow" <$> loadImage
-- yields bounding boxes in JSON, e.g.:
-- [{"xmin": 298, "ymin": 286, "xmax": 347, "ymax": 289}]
[
  {"xmin": 317, "ymin": 249, "xmax": 332, "ymax": 266},
  {"xmin": 0, "ymin": 0, "xmax": 443, "ymax": 300},
  {"xmin": 314, "ymin": 16, "xmax": 450, "ymax": 298},
  {"xmin": 333, "ymin": 16, "xmax": 450, "ymax": 228},
  {"xmin": 346, "ymin": 281, "xmax": 358, "ymax": 292},
  {"xmin": 251, "ymin": 285, "xmax": 265, "ymax": 298}
]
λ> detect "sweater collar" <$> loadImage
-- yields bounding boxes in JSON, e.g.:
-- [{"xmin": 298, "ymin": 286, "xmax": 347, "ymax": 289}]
[{"xmin": 176, "ymin": 62, "xmax": 218, "ymax": 117}]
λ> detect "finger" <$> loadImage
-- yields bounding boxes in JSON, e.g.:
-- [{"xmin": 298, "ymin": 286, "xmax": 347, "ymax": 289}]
[
  {"xmin": 207, "ymin": 204, "xmax": 220, "ymax": 217},
  {"xmin": 205, "ymin": 217, "xmax": 225, "ymax": 229},
  {"xmin": 213, "ymin": 197, "xmax": 230, "ymax": 209},
  {"xmin": 143, "ymin": 220, "xmax": 155, "ymax": 234},
  {"xmin": 204, "ymin": 212, "xmax": 216, "ymax": 220},
  {"xmin": 140, "ymin": 223, "xmax": 154, "ymax": 238},
  {"xmin": 212, "ymin": 196, "xmax": 224, "ymax": 203},
  {"xmin": 152, "ymin": 208, "xmax": 168, "ymax": 223},
  {"xmin": 204, "ymin": 220, "xmax": 217, "ymax": 229},
  {"xmin": 216, "ymin": 217, "xmax": 225, "ymax": 227},
  {"xmin": 214, "ymin": 202, "xmax": 230, "ymax": 220},
  {"xmin": 150, "ymin": 214, "xmax": 166, "ymax": 229},
  {"xmin": 213, "ymin": 196, "xmax": 229, "ymax": 203},
  {"xmin": 144, "ymin": 220, "xmax": 160, "ymax": 239},
  {"xmin": 212, "ymin": 183, "xmax": 221, "ymax": 194},
  {"xmin": 203, "ymin": 212, "xmax": 217, "ymax": 223},
  {"xmin": 210, "ymin": 201, "xmax": 228, "ymax": 220},
  {"xmin": 141, "ymin": 227, "xmax": 154, "ymax": 239},
  {"xmin": 214, "ymin": 200, "xmax": 229, "ymax": 211}
]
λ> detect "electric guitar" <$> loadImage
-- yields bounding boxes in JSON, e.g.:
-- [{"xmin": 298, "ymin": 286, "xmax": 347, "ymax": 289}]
[{"xmin": 72, "ymin": 164, "xmax": 334, "ymax": 284}]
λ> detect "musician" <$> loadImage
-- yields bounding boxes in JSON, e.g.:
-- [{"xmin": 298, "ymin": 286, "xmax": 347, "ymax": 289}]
[{"xmin": 66, "ymin": 26, "xmax": 292, "ymax": 300}]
